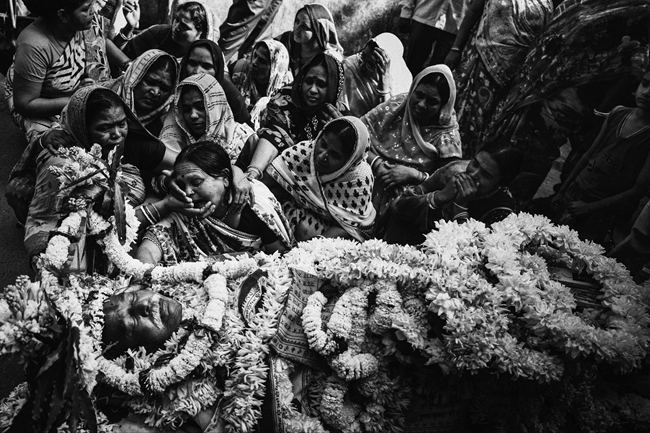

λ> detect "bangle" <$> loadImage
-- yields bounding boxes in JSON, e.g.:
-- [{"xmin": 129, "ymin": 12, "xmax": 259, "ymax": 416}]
[
  {"xmin": 419, "ymin": 171, "xmax": 429, "ymax": 183},
  {"xmin": 140, "ymin": 204, "xmax": 157, "ymax": 225},
  {"xmin": 370, "ymin": 156, "xmax": 382, "ymax": 170},
  {"xmin": 38, "ymin": 135, "xmax": 45, "ymax": 150},
  {"xmin": 450, "ymin": 47, "xmax": 461, "ymax": 52},
  {"xmin": 149, "ymin": 203, "xmax": 162, "ymax": 221},
  {"xmin": 427, "ymin": 191, "xmax": 439, "ymax": 209},
  {"xmin": 452, "ymin": 202, "xmax": 468, "ymax": 210},
  {"xmin": 119, "ymin": 30, "xmax": 133, "ymax": 41},
  {"xmin": 246, "ymin": 166, "xmax": 263, "ymax": 180},
  {"xmin": 377, "ymin": 88, "xmax": 390, "ymax": 95}
]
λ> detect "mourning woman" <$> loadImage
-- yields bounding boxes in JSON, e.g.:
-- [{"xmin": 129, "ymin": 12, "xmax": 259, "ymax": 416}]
[
  {"xmin": 135, "ymin": 141, "xmax": 294, "ymax": 265},
  {"xmin": 264, "ymin": 116, "xmax": 376, "ymax": 241},
  {"xmin": 239, "ymin": 52, "xmax": 344, "ymax": 182},
  {"xmin": 378, "ymin": 142, "xmax": 523, "ymax": 245}
]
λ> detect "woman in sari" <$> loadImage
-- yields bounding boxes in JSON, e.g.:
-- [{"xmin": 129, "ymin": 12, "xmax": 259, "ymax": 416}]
[
  {"xmin": 277, "ymin": 3, "xmax": 344, "ymax": 77},
  {"xmin": 103, "ymin": 49, "xmax": 178, "ymax": 137},
  {"xmin": 264, "ymin": 116, "xmax": 375, "ymax": 241},
  {"xmin": 179, "ymin": 39, "xmax": 251, "ymax": 125},
  {"xmin": 5, "ymin": 0, "xmax": 126, "ymax": 143},
  {"xmin": 484, "ymin": 0, "xmax": 650, "ymax": 203},
  {"xmin": 24, "ymin": 86, "xmax": 203, "ymax": 272},
  {"xmin": 362, "ymin": 64, "xmax": 462, "ymax": 217},
  {"xmin": 160, "ymin": 73, "xmax": 254, "ymax": 159},
  {"xmin": 135, "ymin": 141, "xmax": 294, "ymax": 265},
  {"xmin": 118, "ymin": 0, "xmax": 217, "ymax": 60},
  {"xmin": 239, "ymin": 52, "xmax": 344, "ymax": 182},
  {"xmin": 231, "ymin": 39, "xmax": 293, "ymax": 129},
  {"xmin": 378, "ymin": 142, "xmax": 522, "ymax": 245},
  {"xmin": 445, "ymin": 0, "xmax": 554, "ymax": 158},
  {"xmin": 341, "ymin": 32, "xmax": 412, "ymax": 117}
]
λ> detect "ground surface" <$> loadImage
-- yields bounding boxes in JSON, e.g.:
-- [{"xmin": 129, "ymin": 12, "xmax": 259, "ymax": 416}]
[{"xmin": 0, "ymin": 74, "xmax": 32, "ymax": 400}]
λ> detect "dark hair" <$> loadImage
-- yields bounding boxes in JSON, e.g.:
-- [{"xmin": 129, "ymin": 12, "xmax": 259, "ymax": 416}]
[
  {"xmin": 418, "ymin": 73, "xmax": 450, "ymax": 107},
  {"xmin": 175, "ymin": 140, "xmax": 233, "ymax": 187},
  {"xmin": 24, "ymin": 0, "xmax": 87, "ymax": 17},
  {"xmin": 176, "ymin": 1, "xmax": 208, "ymax": 39},
  {"xmin": 146, "ymin": 56, "xmax": 178, "ymax": 86},
  {"xmin": 85, "ymin": 89, "xmax": 125, "ymax": 133},
  {"xmin": 179, "ymin": 40, "xmax": 225, "ymax": 82},
  {"xmin": 477, "ymin": 142, "xmax": 524, "ymax": 186},
  {"xmin": 322, "ymin": 119, "xmax": 355, "ymax": 160}
]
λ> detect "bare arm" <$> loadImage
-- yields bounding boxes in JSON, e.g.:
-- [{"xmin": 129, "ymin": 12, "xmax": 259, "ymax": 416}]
[
  {"xmin": 13, "ymin": 74, "xmax": 70, "ymax": 118},
  {"xmin": 135, "ymin": 238, "xmax": 163, "ymax": 265},
  {"xmin": 248, "ymin": 138, "xmax": 279, "ymax": 175},
  {"xmin": 321, "ymin": 225, "xmax": 354, "ymax": 240}
]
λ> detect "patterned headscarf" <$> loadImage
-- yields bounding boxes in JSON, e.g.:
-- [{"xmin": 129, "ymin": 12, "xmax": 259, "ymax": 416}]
[
  {"xmin": 267, "ymin": 116, "xmax": 376, "ymax": 241},
  {"xmin": 160, "ymin": 73, "xmax": 253, "ymax": 158},
  {"xmin": 179, "ymin": 39, "xmax": 226, "ymax": 82},
  {"xmin": 301, "ymin": 3, "xmax": 344, "ymax": 59},
  {"xmin": 291, "ymin": 52, "xmax": 344, "ymax": 114},
  {"xmin": 103, "ymin": 49, "xmax": 179, "ymax": 127}
]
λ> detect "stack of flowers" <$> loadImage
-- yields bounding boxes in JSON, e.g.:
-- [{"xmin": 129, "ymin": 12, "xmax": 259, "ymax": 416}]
[{"xmin": 278, "ymin": 213, "xmax": 650, "ymax": 432}]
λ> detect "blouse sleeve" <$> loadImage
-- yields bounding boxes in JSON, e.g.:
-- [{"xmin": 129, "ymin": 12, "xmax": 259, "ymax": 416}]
[
  {"xmin": 257, "ymin": 88, "xmax": 296, "ymax": 152},
  {"xmin": 222, "ymin": 76, "xmax": 252, "ymax": 125}
]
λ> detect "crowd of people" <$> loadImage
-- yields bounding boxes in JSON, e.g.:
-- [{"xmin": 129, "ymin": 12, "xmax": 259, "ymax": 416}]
[
  {"xmin": 5, "ymin": 0, "xmax": 650, "ymax": 278},
  {"xmin": 2, "ymin": 0, "xmax": 650, "ymax": 430}
]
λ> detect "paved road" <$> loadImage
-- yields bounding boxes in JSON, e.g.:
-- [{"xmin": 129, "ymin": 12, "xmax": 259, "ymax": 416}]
[{"xmin": 0, "ymin": 74, "xmax": 32, "ymax": 400}]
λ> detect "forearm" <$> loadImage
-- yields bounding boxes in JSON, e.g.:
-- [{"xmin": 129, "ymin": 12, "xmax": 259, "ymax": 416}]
[
  {"xmin": 248, "ymin": 138, "xmax": 279, "ymax": 175},
  {"xmin": 322, "ymin": 224, "xmax": 353, "ymax": 240},
  {"xmin": 450, "ymin": 0, "xmax": 486, "ymax": 50},
  {"xmin": 16, "ymin": 96, "xmax": 70, "ymax": 118},
  {"xmin": 581, "ymin": 187, "xmax": 645, "ymax": 214},
  {"xmin": 134, "ymin": 239, "xmax": 163, "ymax": 265},
  {"xmin": 106, "ymin": 38, "xmax": 131, "ymax": 72},
  {"xmin": 135, "ymin": 200, "xmax": 170, "ymax": 231}
]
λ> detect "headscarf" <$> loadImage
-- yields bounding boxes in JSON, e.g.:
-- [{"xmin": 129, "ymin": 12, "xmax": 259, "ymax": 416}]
[
  {"xmin": 291, "ymin": 52, "xmax": 344, "ymax": 113},
  {"xmin": 341, "ymin": 33, "xmax": 412, "ymax": 117},
  {"xmin": 236, "ymin": 39, "xmax": 292, "ymax": 129},
  {"xmin": 103, "ymin": 49, "xmax": 179, "ymax": 128},
  {"xmin": 160, "ymin": 73, "xmax": 254, "ymax": 158},
  {"xmin": 267, "ymin": 116, "xmax": 376, "ymax": 241},
  {"xmin": 364, "ymin": 64, "xmax": 460, "ymax": 163},
  {"xmin": 179, "ymin": 39, "xmax": 226, "ymax": 82},
  {"xmin": 300, "ymin": 3, "xmax": 344, "ymax": 58},
  {"xmin": 373, "ymin": 33, "xmax": 412, "ymax": 96},
  {"xmin": 168, "ymin": 0, "xmax": 219, "ymax": 42}
]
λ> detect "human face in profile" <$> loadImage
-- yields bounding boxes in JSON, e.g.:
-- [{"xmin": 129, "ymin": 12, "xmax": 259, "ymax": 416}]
[
  {"xmin": 465, "ymin": 151, "xmax": 501, "ymax": 196},
  {"xmin": 66, "ymin": 0, "xmax": 94, "ymax": 31},
  {"xmin": 410, "ymin": 83, "xmax": 443, "ymax": 126},
  {"xmin": 103, "ymin": 290, "xmax": 183, "ymax": 354},
  {"xmin": 87, "ymin": 105, "xmax": 128, "ymax": 158},
  {"xmin": 313, "ymin": 130, "xmax": 351, "ymax": 175},
  {"xmin": 172, "ymin": 10, "xmax": 201, "ymax": 46},
  {"xmin": 292, "ymin": 11, "xmax": 314, "ymax": 45},
  {"xmin": 301, "ymin": 65, "xmax": 328, "ymax": 109},
  {"xmin": 185, "ymin": 46, "xmax": 217, "ymax": 77},
  {"xmin": 133, "ymin": 66, "xmax": 174, "ymax": 115},
  {"xmin": 635, "ymin": 71, "xmax": 650, "ymax": 113},
  {"xmin": 180, "ymin": 86, "xmax": 206, "ymax": 138}
]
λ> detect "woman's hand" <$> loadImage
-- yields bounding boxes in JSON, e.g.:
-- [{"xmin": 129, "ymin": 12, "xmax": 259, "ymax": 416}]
[
  {"xmin": 444, "ymin": 50, "xmax": 462, "ymax": 71},
  {"xmin": 163, "ymin": 194, "xmax": 215, "ymax": 220},
  {"xmin": 378, "ymin": 162, "xmax": 421, "ymax": 189},
  {"xmin": 231, "ymin": 167, "xmax": 254, "ymax": 213},
  {"xmin": 122, "ymin": 0, "xmax": 140, "ymax": 30},
  {"xmin": 40, "ymin": 129, "xmax": 74, "ymax": 153},
  {"xmin": 564, "ymin": 200, "xmax": 591, "ymax": 218},
  {"xmin": 433, "ymin": 176, "xmax": 458, "ymax": 205},
  {"xmin": 373, "ymin": 46, "xmax": 390, "ymax": 78},
  {"xmin": 321, "ymin": 103, "xmax": 343, "ymax": 123},
  {"xmin": 453, "ymin": 173, "xmax": 479, "ymax": 206}
]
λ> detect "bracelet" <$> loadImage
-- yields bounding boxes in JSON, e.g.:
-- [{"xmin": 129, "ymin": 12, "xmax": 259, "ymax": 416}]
[
  {"xmin": 119, "ymin": 30, "xmax": 133, "ymax": 41},
  {"xmin": 377, "ymin": 88, "xmax": 390, "ymax": 95},
  {"xmin": 427, "ymin": 191, "xmax": 439, "ymax": 209},
  {"xmin": 246, "ymin": 166, "xmax": 263, "ymax": 180},
  {"xmin": 452, "ymin": 202, "xmax": 468, "ymax": 210},
  {"xmin": 450, "ymin": 47, "xmax": 461, "ymax": 52},
  {"xmin": 148, "ymin": 203, "xmax": 162, "ymax": 221},
  {"xmin": 119, "ymin": 60, "xmax": 133, "ymax": 73},
  {"xmin": 140, "ymin": 204, "xmax": 157, "ymax": 226},
  {"xmin": 453, "ymin": 211, "xmax": 469, "ymax": 221},
  {"xmin": 38, "ymin": 135, "xmax": 45, "ymax": 150},
  {"xmin": 370, "ymin": 156, "xmax": 382, "ymax": 170},
  {"xmin": 419, "ymin": 171, "xmax": 430, "ymax": 183}
]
